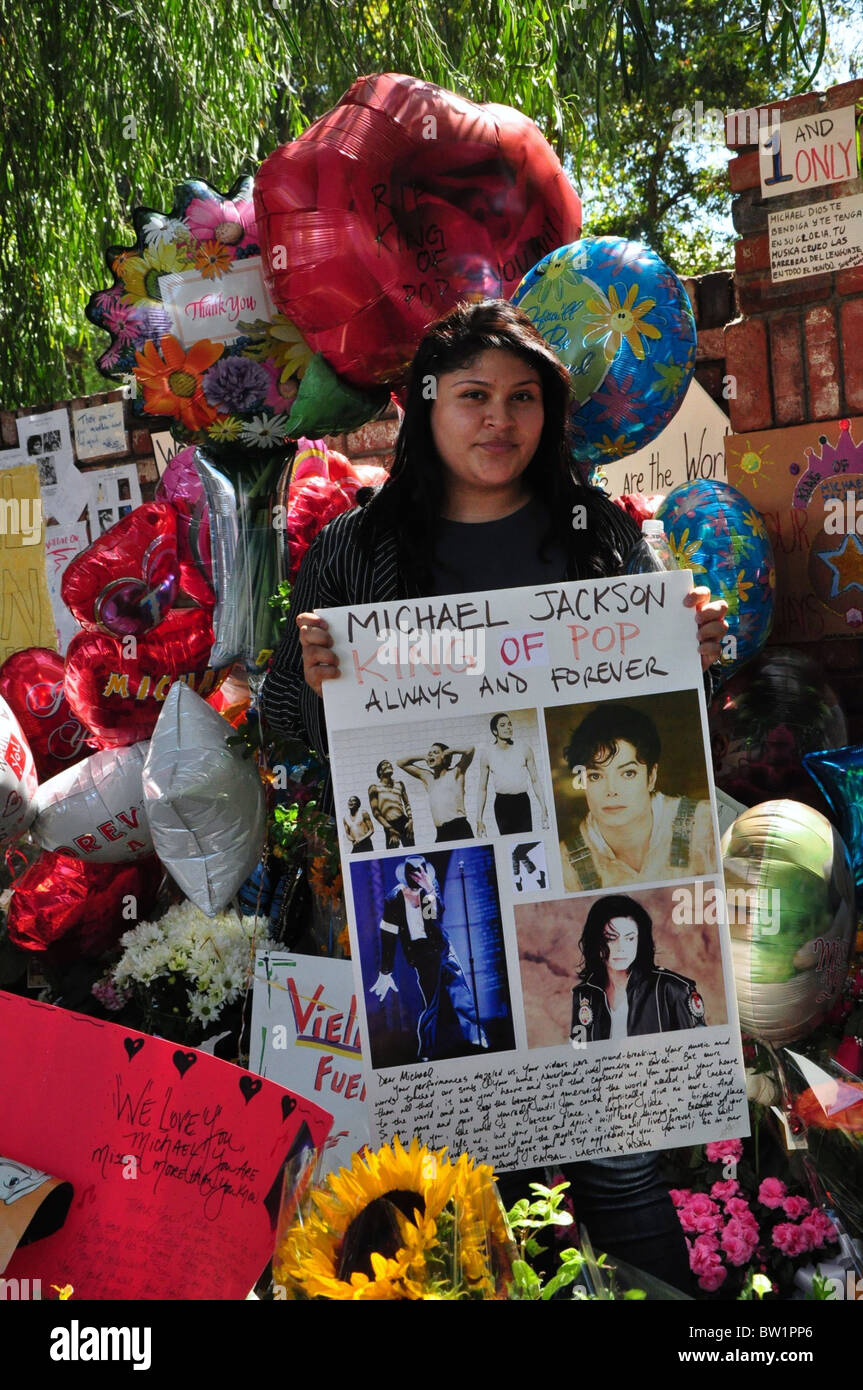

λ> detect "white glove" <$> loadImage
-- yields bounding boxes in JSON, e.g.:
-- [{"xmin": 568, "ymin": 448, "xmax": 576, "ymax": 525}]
[{"xmin": 370, "ymin": 971, "xmax": 398, "ymax": 1001}]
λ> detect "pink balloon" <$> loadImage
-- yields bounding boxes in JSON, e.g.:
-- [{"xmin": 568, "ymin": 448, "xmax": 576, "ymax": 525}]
[{"xmin": 155, "ymin": 445, "xmax": 214, "ymax": 605}]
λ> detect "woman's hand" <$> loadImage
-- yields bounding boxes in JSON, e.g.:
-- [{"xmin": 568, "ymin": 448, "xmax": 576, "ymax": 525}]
[
  {"xmin": 297, "ymin": 611, "xmax": 340, "ymax": 696},
  {"xmin": 684, "ymin": 587, "xmax": 729, "ymax": 671}
]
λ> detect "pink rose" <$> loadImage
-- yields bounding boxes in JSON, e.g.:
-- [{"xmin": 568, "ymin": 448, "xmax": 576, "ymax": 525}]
[
  {"xmin": 758, "ymin": 1177, "xmax": 788, "ymax": 1209},
  {"xmin": 772, "ymin": 1221, "xmax": 810, "ymax": 1256},
  {"xmin": 721, "ymin": 1218, "xmax": 758, "ymax": 1267},
  {"xmin": 711, "ymin": 1179, "xmax": 741, "ymax": 1201},
  {"xmin": 799, "ymin": 1211, "xmax": 838, "ymax": 1248},
  {"xmin": 690, "ymin": 1242, "xmax": 722, "ymax": 1276},
  {"xmin": 781, "ymin": 1195, "xmax": 811, "ymax": 1219},
  {"xmin": 668, "ymin": 1188, "xmax": 689, "ymax": 1208},
  {"xmin": 698, "ymin": 1264, "xmax": 728, "ymax": 1292},
  {"xmin": 705, "ymin": 1139, "xmax": 744, "ymax": 1164},
  {"xmin": 693, "ymin": 1231, "xmax": 720, "ymax": 1252},
  {"xmin": 724, "ymin": 1196, "xmax": 752, "ymax": 1219}
]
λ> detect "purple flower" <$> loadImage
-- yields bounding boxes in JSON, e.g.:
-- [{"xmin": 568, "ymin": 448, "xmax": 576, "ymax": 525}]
[{"xmin": 203, "ymin": 356, "xmax": 269, "ymax": 412}]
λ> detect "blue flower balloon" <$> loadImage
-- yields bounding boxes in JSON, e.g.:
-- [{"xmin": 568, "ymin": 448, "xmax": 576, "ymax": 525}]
[
  {"xmin": 803, "ymin": 744, "xmax": 863, "ymax": 902},
  {"xmin": 656, "ymin": 480, "xmax": 775, "ymax": 678},
  {"xmin": 511, "ymin": 236, "xmax": 696, "ymax": 466}
]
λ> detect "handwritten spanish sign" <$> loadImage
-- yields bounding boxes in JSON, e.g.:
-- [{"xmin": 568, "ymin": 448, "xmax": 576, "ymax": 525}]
[
  {"xmin": 72, "ymin": 401, "xmax": 127, "ymax": 461},
  {"xmin": 0, "ymin": 992, "xmax": 332, "ymax": 1299},
  {"xmin": 251, "ymin": 953, "xmax": 371, "ymax": 1179},
  {"xmin": 322, "ymin": 570, "xmax": 748, "ymax": 1170},
  {"xmin": 769, "ymin": 193, "xmax": 863, "ymax": 282},
  {"xmin": 159, "ymin": 256, "xmax": 276, "ymax": 348},
  {"xmin": 760, "ymin": 104, "xmax": 860, "ymax": 198}
]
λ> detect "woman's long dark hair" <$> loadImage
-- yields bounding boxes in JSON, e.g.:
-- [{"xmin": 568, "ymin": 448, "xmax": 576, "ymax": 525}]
[
  {"xmin": 579, "ymin": 893, "xmax": 655, "ymax": 989},
  {"xmin": 356, "ymin": 299, "xmax": 639, "ymax": 593}
]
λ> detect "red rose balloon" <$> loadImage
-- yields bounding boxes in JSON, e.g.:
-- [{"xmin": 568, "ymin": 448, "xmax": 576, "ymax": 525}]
[
  {"xmin": 61, "ymin": 501, "xmax": 180, "ymax": 638},
  {"xmin": 64, "ymin": 607, "xmax": 222, "ymax": 746},
  {"xmin": 255, "ymin": 73, "xmax": 582, "ymax": 387},
  {"xmin": 7, "ymin": 849, "xmax": 160, "ymax": 963},
  {"xmin": 0, "ymin": 647, "xmax": 90, "ymax": 780}
]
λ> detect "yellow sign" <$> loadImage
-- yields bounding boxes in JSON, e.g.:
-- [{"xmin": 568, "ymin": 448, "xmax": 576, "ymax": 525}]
[{"xmin": 0, "ymin": 464, "xmax": 56, "ymax": 662}]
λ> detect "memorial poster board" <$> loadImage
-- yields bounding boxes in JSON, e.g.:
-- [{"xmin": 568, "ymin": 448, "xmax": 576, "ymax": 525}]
[{"xmin": 321, "ymin": 570, "xmax": 748, "ymax": 1172}]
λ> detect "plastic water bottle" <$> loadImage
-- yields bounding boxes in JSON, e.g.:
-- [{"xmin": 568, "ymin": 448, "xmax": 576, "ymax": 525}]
[{"xmin": 623, "ymin": 518, "xmax": 677, "ymax": 574}]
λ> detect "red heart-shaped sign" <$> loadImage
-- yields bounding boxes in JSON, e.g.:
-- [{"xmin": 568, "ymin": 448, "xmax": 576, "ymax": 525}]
[
  {"xmin": 64, "ymin": 607, "xmax": 221, "ymax": 746},
  {"xmin": 255, "ymin": 73, "xmax": 582, "ymax": 387},
  {"xmin": 61, "ymin": 501, "xmax": 180, "ymax": 637}
]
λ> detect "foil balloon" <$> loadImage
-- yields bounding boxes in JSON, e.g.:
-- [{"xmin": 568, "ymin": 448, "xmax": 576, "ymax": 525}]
[
  {"xmin": 7, "ymin": 849, "xmax": 159, "ymax": 963},
  {"xmin": 512, "ymin": 237, "xmax": 696, "ymax": 467},
  {"xmin": 64, "ymin": 606, "xmax": 220, "ymax": 747},
  {"xmin": 710, "ymin": 647, "xmax": 847, "ymax": 811},
  {"xmin": 722, "ymin": 800, "xmax": 856, "ymax": 1046},
  {"xmin": 86, "ymin": 176, "xmax": 311, "ymax": 452},
  {"xmin": 0, "ymin": 694, "xmax": 38, "ymax": 846},
  {"xmin": 32, "ymin": 741, "xmax": 152, "ymax": 862},
  {"xmin": 657, "ymin": 480, "xmax": 775, "ymax": 677},
  {"xmin": 255, "ymin": 72, "xmax": 582, "ymax": 388},
  {"xmin": 154, "ymin": 445, "xmax": 214, "ymax": 608},
  {"xmin": 142, "ymin": 682, "xmax": 266, "ymax": 915},
  {"xmin": 803, "ymin": 744, "xmax": 863, "ymax": 901},
  {"xmin": 194, "ymin": 453, "xmax": 239, "ymax": 669},
  {"xmin": 61, "ymin": 501, "xmax": 180, "ymax": 638},
  {"xmin": 0, "ymin": 648, "xmax": 90, "ymax": 781}
]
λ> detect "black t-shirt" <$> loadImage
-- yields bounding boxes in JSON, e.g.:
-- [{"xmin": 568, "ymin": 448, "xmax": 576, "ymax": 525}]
[{"xmin": 429, "ymin": 496, "xmax": 567, "ymax": 595}]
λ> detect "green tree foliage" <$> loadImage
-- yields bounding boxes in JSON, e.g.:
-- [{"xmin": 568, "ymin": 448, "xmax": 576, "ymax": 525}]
[
  {"xmin": 0, "ymin": 0, "xmax": 843, "ymax": 410},
  {"xmin": 578, "ymin": 0, "xmax": 859, "ymax": 272}
]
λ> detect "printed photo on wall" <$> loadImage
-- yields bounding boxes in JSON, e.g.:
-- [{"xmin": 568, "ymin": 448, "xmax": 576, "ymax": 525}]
[
  {"xmin": 545, "ymin": 690, "xmax": 718, "ymax": 892},
  {"xmin": 510, "ymin": 839, "xmax": 549, "ymax": 894},
  {"xmin": 515, "ymin": 881, "xmax": 727, "ymax": 1050},
  {"xmin": 332, "ymin": 708, "xmax": 551, "ymax": 853},
  {"xmin": 349, "ymin": 846, "xmax": 515, "ymax": 1069}
]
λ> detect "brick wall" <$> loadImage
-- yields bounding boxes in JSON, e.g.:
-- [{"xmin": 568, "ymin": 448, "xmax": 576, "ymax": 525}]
[{"xmin": 724, "ymin": 79, "xmax": 863, "ymax": 432}]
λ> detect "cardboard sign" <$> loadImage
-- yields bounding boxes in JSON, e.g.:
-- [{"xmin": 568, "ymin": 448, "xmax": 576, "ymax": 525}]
[
  {"xmin": 726, "ymin": 415, "xmax": 863, "ymax": 642},
  {"xmin": 322, "ymin": 570, "xmax": 748, "ymax": 1172},
  {"xmin": 251, "ymin": 952, "xmax": 371, "ymax": 1178},
  {"xmin": 44, "ymin": 525, "xmax": 88, "ymax": 654},
  {"xmin": 0, "ymin": 992, "xmax": 332, "ymax": 1299},
  {"xmin": 0, "ymin": 464, "xmax": 56, "ymax": 663},
  {"xmin": 769, "ymin": 194, "xmax": 863, "ymax": 282},
  {"xmin": 759, "ymin": 103, "xmax": 860, "ymax": 198},
  {"xmin": 600, "ymin": 379, "xmax": 730, "ymax": 497}
]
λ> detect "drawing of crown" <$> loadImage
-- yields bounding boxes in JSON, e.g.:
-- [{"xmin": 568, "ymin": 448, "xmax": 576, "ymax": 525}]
[{"xmin": 792, "ymin": 419, "xmax": 863, "ymax": 509}]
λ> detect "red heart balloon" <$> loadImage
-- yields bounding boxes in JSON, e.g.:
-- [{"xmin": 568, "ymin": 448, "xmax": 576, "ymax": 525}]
[
  {"xmin": 254, "ymin": 73, "xmax": 582, "ymax": 387},
  {"xmin": 61, "ymin": 501, "xmax": 180, "ymax": 637},
  {"xmin": 0, "ymin": 647, "xmax": 90, "ymax": 780},
  {"xmin": 7, "ymin": 849, "xmax": 160, "ymax": 964},
  {"xmin": 64, "ymin": 607, "xmax": 221, "ymax": 746}
]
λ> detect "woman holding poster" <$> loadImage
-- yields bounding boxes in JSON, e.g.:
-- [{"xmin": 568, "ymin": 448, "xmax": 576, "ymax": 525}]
[{"xmin": 261, "ymin": 298, "xmax": 727, "ymax": 1290}]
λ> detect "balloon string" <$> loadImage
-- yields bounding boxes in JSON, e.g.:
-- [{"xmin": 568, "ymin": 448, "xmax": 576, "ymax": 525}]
[{"xmin": 5, "ymin": 844, "xmax": 30, "ymax": 880}]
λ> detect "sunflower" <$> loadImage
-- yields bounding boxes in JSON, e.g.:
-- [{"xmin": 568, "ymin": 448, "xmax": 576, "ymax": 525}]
[
  {"xmin": 135, "ymin": 334, "xmax": 224, "ymax": 431},
  {"xmin": 274, "ymin": 1137, "xmax": 512, "ymax": 1300},
  {"xmin": 584, "ymin": 283, "xmax": 663, "ymax": 362},
  {"xmin": 118, "ymin": 242, "xmax": 192, "ymax": 305},
  {"xmin": 238, "ymin": 312, "xmax": 314, "ymax": 383}
]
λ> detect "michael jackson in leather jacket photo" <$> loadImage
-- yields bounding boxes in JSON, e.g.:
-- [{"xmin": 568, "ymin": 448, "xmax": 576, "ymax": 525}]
[{"xmin": 571, "ymin": 893, "xmax": 707, "ymax": 1044}]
